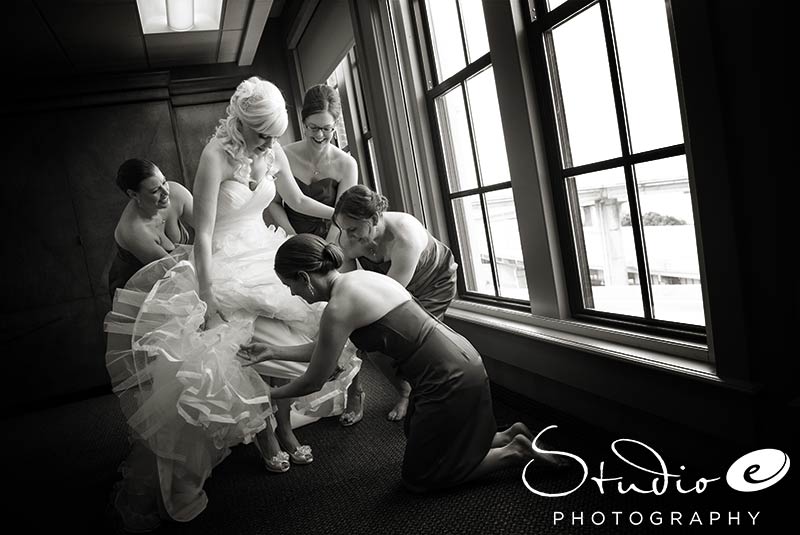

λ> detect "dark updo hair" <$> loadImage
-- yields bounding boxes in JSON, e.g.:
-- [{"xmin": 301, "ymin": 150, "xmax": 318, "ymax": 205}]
[
  {"xmin": 301, "ymin": 84, "xmax": 342, "ymax": 122},
  {"xmin": 275, "ymin": 234, "xmax": 345, "ymax": 279},
  {"xmin": 333, "ymin": 184, "xmax": 389, "ymax": 222},
  {"xmin": 116, "ymin": 158, "xmax": 159, "ymax": 193}
]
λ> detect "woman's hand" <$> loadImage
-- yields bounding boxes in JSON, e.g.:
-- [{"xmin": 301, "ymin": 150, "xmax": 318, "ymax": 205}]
[
  {"xmin": 238, "ymin": 342, "xmax": 277, "ymax": 366},
  {"xmin": 201, "ymin": 290, "xmax": 228, "ymax": 327}
]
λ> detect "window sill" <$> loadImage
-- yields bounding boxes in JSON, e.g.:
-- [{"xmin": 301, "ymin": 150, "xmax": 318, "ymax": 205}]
[{"xmin": 446, "ymin": 299, "xmax": 750, "ymax": 391}]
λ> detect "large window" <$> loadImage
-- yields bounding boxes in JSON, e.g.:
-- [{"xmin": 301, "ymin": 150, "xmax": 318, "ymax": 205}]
[
  {"xmin": 386, "ymin": 0, "xmax": 712, "ymax": 360},
  {"xmin": 531, "ymin": 0, "xmax": 705, "ymax": 337},
  {"xmin": 419, "ymin": 0, "xmax": 528, "ymax": 305}
]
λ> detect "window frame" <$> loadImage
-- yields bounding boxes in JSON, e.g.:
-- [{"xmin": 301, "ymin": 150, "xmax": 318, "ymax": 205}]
[
  {"xmin": 370, "ymin": 0, "xmax": 751, "ymax": 374},
  {"xmin": 527, "ymin": 0, "xmax": 706, "ymax": 342},
  {"xmin": 416, "ymin": 0, "xmax": 531, "ymax": 310}
]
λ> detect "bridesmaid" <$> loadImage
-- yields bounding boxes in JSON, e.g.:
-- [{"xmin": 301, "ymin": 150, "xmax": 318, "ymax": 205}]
[
  {"xmin": 240, "ymin": 235, "xmax": 563, "ymax": 492},
  {"xmin": 333, "ymin": 185, "xmax": 458, "ymax": 424},
  {"xmin": 271, "ymin": 84, "xmax": 357, "ymax": 241},
  {"xmin": 107, "ymin": 158, "xmax": 193, "ymax": 297}
]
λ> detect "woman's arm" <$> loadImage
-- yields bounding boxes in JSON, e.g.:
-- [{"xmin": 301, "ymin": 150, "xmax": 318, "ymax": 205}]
[
  {"xmin": 192, "ymin": 143, "xmax": 225, "ymax": 321},
  {"xmin": 385, "ymin": 238, "xmax": 426, "ymax": 287},
  {"xmin": 270, "ymin": 302, "xmax": 351, "ymax": 399},
  {"xmin": 383, "ymin": 216, "xmax": 429, "ymax": 286},
  {"xmin": 323, "ymin": 154, "xmax": 358, "ymax": 244},
  {"xmin": 168, "ymin": 181, "xmax": 194, "ymax": 227},
  {"xmin": 239, "ymin": 341, "xmax": 315, "ymax": 364},
  {"xmin": 265, "ymin": 192, "xmax": 296, "ymax": 235},
  {"xmin": 273, "ymin": 146, "xmax": 335, "ymax": 220}
]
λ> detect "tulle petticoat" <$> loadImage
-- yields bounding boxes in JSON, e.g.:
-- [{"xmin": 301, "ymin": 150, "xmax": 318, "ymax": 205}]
[{"xmin": 104, "ymin": 226, "xmax": 360, "ymax": 524}]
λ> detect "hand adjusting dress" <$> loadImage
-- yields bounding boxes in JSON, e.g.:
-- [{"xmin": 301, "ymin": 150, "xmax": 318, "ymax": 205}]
[
  {"xmin": 348, "ymin": 301, "xmax": 496, "ymax": 491},
  {"xmin": 104, "ymin": 175, "xmax": 360, "ymax": 523}
]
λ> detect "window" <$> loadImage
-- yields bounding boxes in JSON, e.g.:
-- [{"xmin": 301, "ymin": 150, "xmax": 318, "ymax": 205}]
[
  {"xmin": 328, "ymin": 48, "xmax": 380, "ymax": 191},
  {"xmin": 418, "ymin": 0, "xmax": 528, "ymax": 305},
  {"xmin": 531, "ymin": 0, "xmax": 705, "ymax": 337},
  {"xmin": 381, "ymin": 0, "xmax": 719, "ymax": 360}
]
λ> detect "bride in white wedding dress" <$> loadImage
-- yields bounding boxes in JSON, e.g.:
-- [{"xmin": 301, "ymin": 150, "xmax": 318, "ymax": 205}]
[{"xmin": 104, "ymin": 77, "xmax": 360, "ymax": 531}]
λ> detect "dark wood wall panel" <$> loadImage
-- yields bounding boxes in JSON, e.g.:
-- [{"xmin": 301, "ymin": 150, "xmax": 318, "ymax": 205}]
[
  {"xmin": 1, "ymin": 116, "xmax": 92, "ymax": 312},
  {"xmin": 173, "ymin": 101, "xmax": 229, "ymax": 190},
  {"xmin": 1, "ymin": 297, "xmax": 107, "ymax": 404},
  {"xmin": 59, "ymin": 101, "xmax": 182, "ymax": 298},
  {"xmin": 1, "ymin": 96, "xmax": 182, "ymax": 409}
]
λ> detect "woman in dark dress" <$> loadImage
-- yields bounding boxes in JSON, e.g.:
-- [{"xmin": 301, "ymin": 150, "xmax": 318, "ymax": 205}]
[
  {"xmin": 270, "ymin": 84, "xmax": 357, "ymax": 240},
  {"xmin": 107, "ymin": 158, "xmax": 193, "ymax": 297},
  {"xmin": 240, "ymin": 234, "xmax": 551, "ymax": 491},
  {"xmin": 333, "ymin": 185, "xmax": 458, "ymax": 424}
]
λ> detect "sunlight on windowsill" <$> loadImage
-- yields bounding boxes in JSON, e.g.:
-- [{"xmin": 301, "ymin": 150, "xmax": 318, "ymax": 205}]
[{"xmin": 443, "ymin": 299, "xmax": 747, "ymax": 388}]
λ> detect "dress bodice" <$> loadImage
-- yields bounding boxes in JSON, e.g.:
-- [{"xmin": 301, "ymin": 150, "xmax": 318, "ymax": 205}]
[
  {"xmin": 213, "ymin": 177, "xmax": 277, "ymax": 253},
  {"xmin": 284, "ymin": 177, "xmax": 338, "ymax": 237},
  {"xmin": 349, "ymin": 300, "xmax": 484, "ymax": 392},
  {"xmin": 349, "ymin": 301, "xmax": 436, "ymax": 362}
]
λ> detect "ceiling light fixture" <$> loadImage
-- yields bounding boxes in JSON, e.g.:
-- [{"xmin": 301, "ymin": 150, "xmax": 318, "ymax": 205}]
[
  {"xmin": 166, "ymin": 0, "xmax": 194, "ymax": 31},
  {"xmin": 136, "ymin": 0, "xmax": 222, "ymax": 35}
]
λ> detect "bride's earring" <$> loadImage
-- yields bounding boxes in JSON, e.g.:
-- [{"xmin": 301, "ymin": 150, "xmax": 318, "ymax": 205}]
[{"xmin": 307, "ymin": 284, "xmax": 316, "ymax": 297}]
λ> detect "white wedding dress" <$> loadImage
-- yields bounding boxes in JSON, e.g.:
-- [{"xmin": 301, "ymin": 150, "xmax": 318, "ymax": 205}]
[{"xmin": 104, "ymin": 175, "xmax": 360, "ymax": 526}]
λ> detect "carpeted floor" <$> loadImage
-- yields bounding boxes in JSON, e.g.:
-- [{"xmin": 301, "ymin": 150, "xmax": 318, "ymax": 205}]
[{"xmin": 2, "ymin": 359, "xmax": 794, "ymax": 534}]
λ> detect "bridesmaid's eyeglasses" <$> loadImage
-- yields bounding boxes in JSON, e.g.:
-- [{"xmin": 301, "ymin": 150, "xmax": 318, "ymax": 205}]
[{"xmin": 305, "ymin": 123, "xmax": 335, "ymax": 134}]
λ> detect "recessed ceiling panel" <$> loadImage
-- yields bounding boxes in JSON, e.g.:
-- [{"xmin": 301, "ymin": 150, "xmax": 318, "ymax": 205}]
[
  {"xmin": 223, "ymin": 0, "xmax": 251, "ymax": 30},
  {"xmin": 146, "ymin": 31, "xmax": 219, "ymax": 67},
  {"xmin": 218, "ymin": 30, "xmax": 243, "ymax": 63},
  {"xmin": 137, "ymin": 0, "xmax": 223, "ymax": 34}
]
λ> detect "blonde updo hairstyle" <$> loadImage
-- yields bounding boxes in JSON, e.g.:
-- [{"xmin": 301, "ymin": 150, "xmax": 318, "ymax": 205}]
[{"xmin": 213, "ymin": 77, "xmax": 288, "ymax": 183}]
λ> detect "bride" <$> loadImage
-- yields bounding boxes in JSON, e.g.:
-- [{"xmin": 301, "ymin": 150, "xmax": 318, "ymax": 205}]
[{"xmin": 104, "ymin": 77, "xmax": 360, "ymax": 531}]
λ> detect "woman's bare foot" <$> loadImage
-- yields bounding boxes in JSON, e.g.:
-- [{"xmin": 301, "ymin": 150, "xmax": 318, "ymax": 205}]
[
  {"xmin": 492, "ymin": 422, "xmax": 533, "ymax": 448},
  {"xmin": 340, "ymin": 389, "xmax": 365, "ymax": 426},
  {"xmin": 503, "ymin": 434, "xmax": 535, "ymax": 462},
  {"xmin": 387, "ymin": 394, "xmax": 409, "ymax": 421}
]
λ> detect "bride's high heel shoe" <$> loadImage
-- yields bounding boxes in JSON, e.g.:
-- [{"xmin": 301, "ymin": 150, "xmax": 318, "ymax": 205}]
[
  {"xmin": 253, "ymin": 435, "xmax": 290, "ymax": 473},
  {"xmin": 339, "ymin": 390, "xmax": 365, "ymax": 427}
]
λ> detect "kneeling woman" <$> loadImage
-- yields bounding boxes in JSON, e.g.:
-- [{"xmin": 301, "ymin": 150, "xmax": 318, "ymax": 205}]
[{"xmin": 241, "ymin": 234, "xmax": 541, "ymax": 491}]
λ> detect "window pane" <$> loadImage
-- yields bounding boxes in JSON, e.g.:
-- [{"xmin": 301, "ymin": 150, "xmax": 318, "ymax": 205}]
[
  {"xmin": 367, "ymin": 137, "xmax": 380, "ymax": 189},
  {"xmin": 549, "ymin": 5, "xmax": 621, "ymax": 168},
  {"xmin": 326, "ymin": 71, "xmax": 349, "ymax": 150},
  {"xmin": 547, "ymin": 0, "xmax": 568, "ymax": 10},
  {"xmin": 426, "ymin": 0, "xmax": 466, "ymax": 82},
  {"xmin": 486, "ymin": 188, "xmax": 528, "ymax": 300},
  {"xmin": 466, "ymin": 67, "xmax": 511, "ymax": 186},
  {"xmin": 571, "ymin": 168, "xmax": 644, "ymax": 317},
  {"xmin": 635, "ymin": 156, "xmax": 704, "ymax": 325},
  {"xmin": 436, "ymin": 86, "xmax": 479, "ymax": 192},
  {"xmin": 611, "ymin": 0, "xmax": 684, "ymax": 153},
  {"xmin": 452, "ymin": 196, "xmax": 494, "ymax": 295},
  {"xmin": 459, "ymin": 0, "xmax": 489, "ymax": 62}
]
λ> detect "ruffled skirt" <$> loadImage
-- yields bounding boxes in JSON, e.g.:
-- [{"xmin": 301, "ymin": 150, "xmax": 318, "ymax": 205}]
[{"xmin": 104, "ymin": 225, "xmax": 360, "ymax": 524}]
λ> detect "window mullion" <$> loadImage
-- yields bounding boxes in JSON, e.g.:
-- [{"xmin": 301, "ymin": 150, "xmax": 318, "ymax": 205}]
[
  {"xmin": 599, "ymin": 0, "xmax": 654, "ymax": 319},
  {"xmin": 454, "ymin": 0, "xmax": 471, "ymax": 65},
  {"xmin": 478, "ymin": 192, "xmax": 501, "ymax": 296}
]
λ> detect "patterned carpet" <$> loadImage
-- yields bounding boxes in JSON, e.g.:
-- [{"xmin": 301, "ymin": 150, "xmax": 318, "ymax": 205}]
[{"xmin": 2, "ymin": 358, "xmax": 793, "ymax": 534}]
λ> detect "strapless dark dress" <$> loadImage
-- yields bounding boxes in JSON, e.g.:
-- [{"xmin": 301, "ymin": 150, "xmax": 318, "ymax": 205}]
[
  {"xmin": 284, "ymin": 176, "xmax": 338, "ymax": 237},
  {"xmin": 107, "ymin": 219, "xmax": 190, "ymax": 298},
  {"xmin": 349, "ymin": 300, "xmax": 496, "ymax": 491},
  {"xmin": 358, "ymin": 235, "xmax": 458, "ymax": 319}
]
